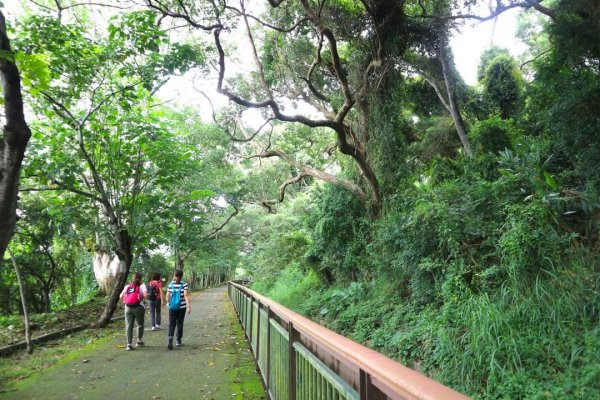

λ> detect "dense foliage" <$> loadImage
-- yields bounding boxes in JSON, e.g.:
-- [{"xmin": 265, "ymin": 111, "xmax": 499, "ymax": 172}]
[{"xmin": 243, "ymin": 1, "xmax": 600, "ymax": 399}]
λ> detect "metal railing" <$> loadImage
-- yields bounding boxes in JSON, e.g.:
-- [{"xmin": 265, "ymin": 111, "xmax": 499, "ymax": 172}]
[{"xmin": 228, "ymin": 282, "xmax": 470, "ymax": 400}]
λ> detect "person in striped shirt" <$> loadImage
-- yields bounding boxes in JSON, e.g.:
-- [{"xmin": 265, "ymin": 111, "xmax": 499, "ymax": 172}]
[{"xmin": 166, "ymin": 269, "xmax": 191, "ymax": 350}]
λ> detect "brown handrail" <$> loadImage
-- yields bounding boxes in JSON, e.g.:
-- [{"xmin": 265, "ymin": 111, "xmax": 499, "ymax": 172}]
[{"xmin": 229, "ymin": 282, "xmax": 470, "ymax": 400}]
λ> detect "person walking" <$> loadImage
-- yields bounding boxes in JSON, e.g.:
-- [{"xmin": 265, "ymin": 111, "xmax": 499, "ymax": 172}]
[
  {"xmin": 166, "ymin": 270, "xmax": 191, "ymax": 350},
  {"xmin": 147, "ymin": 272, "xmax": 164, "ymax": 330},
  {"xmin": 119, "ymin": 272, "xmax": 148, "ymax": 351}
]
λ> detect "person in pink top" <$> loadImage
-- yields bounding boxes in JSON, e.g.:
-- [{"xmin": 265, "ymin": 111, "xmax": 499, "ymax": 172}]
[
  {"xmin": 119, "ymin": 272, "xmax": 148, "ymax": 351},
  {"xmin": 147, "ymin": 272, "xmax": 165, "ymax": 330}
]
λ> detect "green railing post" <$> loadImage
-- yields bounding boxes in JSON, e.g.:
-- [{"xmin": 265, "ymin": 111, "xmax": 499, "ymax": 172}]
[
  {"xmin": 249, "ymin": 297, "xmax": 254, "ymax": 345},
  {"xmin": 256, "ymin": 299, "xmax": 261, "ymax": 361},
  {"xmin": 359, "ymin": 369, "xmax": 374, "ymax": 400},
  {"xmin": 288, "ymin": 322, "xmax": 300, "ymax": 400},
  {"xmin": 266, "ymin": 305, "xmax": 272, "ymax": 400}
]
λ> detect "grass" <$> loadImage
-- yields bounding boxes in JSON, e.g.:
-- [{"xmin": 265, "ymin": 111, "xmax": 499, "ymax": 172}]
[
  {"xmin": 0, "ymin": 295, "xmax": 125, "ymax": 392},
  {"xmin": 0, "ymin": 295, "xmax": 113, "ymax": 347},
  {"xmin": 223, "ymin": 305, "xmax": 266, "ymax": 399}
]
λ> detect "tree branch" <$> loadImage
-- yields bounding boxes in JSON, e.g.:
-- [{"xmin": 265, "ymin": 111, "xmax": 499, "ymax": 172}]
[
  {"xmin": 251, "ymin": 150, "xmax": 367, "ymax": 202},
  {"xmin": 205, "ymin": 205, "xmax": 240, "ymax": 239},
  {"xmin": 224, "ymin": 4, "xmax": 307, "ymax": 32},
  {"xmin": 145, "ymin": 0, "xmax": 223, "ymax": 30},
  {"xmin": 19, "ymin": 185, "xmax": 105, "ymax": 204},
  {"xmin": 408, "ymin": 0, "xmax": 554, "ymax": 22}
]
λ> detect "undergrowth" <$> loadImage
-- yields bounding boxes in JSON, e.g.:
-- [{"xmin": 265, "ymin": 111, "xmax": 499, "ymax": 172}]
[{"xmin": 253, "ymin": 255, "xmax": 600, "ymax": 399}]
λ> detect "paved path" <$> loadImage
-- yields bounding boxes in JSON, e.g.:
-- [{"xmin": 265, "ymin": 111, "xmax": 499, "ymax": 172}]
[{"xmin": 1, "ymin": 286, "xmax": 265, "ymax": 400}]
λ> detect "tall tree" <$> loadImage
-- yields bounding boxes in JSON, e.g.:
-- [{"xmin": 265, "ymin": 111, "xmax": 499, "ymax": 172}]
[
  {"xmin": 16, "ymin": 11, "xmax": 204, "ymax": 326},
  {"xmin": 0, "ymin": 11, "xmax": 31, "ymax": 260}
]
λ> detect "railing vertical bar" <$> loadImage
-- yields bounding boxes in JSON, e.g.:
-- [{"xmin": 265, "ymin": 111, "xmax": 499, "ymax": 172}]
[
  {"xmin": 298, "ymin": 353, "xmax": 303, "ymax": 400},
  {"xmin": 310, "ymin": 356, "xmax": 317, "ymax": 397},
  {"xmin": 359, "ymin": 369, "xmax": 374, "ymax": 400},
  {"xmin": 265, "ymin": 307, "xmax": 271, "ymax": 400},
  {"xmin": 256, "ymin": 299, "xmax": 261, "ymax": 366},
  {"xmin": 288, "ymin": 322, "xmax": 299, "ymax": 400}
]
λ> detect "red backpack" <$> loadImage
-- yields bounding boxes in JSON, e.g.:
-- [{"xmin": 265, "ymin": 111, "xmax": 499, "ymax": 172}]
[{"xmin": 123, "ymin": 284, "xmax": 141, "ymax": 306}]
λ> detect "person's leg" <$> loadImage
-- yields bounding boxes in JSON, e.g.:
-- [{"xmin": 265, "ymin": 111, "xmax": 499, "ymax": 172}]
[
  {"xmin": 176, "ymin": 309, "xmax": 185, "ymax": 345},
  {"xmin": 124, "ymin": 306, "xmax": 135, "ymax": 349},
  {"xmin": 155, "ymin": 300, "xmax": 161, "ymax": 327},
  {"xmin": 167, "ymin": 309, "xmax": 176, "ymax": 349},
  {"xmin": 149, "ymin": 300, "xmax": 156, "ymax": 329},
  {"xmin": 134, "ymin": 305, "xmax": 145, "ymax": 344}
]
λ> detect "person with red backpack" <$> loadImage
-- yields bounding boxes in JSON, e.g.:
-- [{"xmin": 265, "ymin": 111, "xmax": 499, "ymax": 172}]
[
  {"xmin": 119, "ymin": 272, "xmax": 148, "ymax": 351},
  {"xmin": 147, "ymin": 272, "xmax": 164, "ymax": 331}
]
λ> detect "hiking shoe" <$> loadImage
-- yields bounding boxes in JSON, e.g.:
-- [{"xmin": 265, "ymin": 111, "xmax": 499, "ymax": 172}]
[
  {"xmin": 176, "ymin": 340, "xmax": 182, "ymax": 347},
  {"xmin": 151, "ymin": 326, "xmax": 156, "ymax": 331},
  {"xmin": 168, "ymin": 337, "xmax": 173, "ymax": 350},
  {"xmin": 136, "ymin": 340, "xmax": 145, "ymax": 347},
  {"xmin": 155, "ymin": 325, "xmax": 162, "ymax": 330},
  {"xmin": 126, "ymin": 344, "xmax": 133, "ymax": 351}
]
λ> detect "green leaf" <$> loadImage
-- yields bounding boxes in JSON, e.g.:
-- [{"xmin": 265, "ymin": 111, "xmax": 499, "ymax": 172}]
[
  {"xmin": 15, "ymin": 52, "xmax": 52, "ymax": 94},
  {"xmin": 543, "ymin": 171, "xmax": 558, "ymax": 189}
]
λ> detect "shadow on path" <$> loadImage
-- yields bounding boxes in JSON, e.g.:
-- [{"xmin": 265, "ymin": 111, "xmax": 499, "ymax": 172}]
[{"xmin": 1, "ymin": 286, "xmax": 265, "ymax": 400}]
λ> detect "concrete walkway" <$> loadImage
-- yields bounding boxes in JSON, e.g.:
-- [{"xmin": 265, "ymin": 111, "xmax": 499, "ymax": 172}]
[{"xmin": 1, "ymin": 286, "xmax": 265, "ymax": 400}]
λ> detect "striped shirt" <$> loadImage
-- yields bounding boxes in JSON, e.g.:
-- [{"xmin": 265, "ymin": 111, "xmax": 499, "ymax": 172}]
[{"xmin": 168, "ymin": 281, "xmax": 189, "ymax": 309}]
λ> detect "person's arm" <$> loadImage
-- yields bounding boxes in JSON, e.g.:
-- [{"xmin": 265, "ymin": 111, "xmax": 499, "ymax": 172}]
[
  {"xmin": 160, "ymin": 283, "xmax": 166, "ymax": 303},
  {"xmin": 165, "ymin": 285, "xmax": 171, "ymax": 308},
  {"xmin": 141, "ymin": 284, "xmax": 148, "ymax": 300},
  {"xmin": 184, "ymin": 289, "xmax": 191, "ymax": 315}
]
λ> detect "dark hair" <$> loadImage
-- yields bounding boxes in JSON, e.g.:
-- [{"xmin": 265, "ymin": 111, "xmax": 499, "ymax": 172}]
[
  {"xmin": 133, "ymin": 272, "xmax": 143, "ymax": 280},
  {"xmin": 151, "ymin": 272, "xmax": 161, "ymax": 281},
  {"xmin": 174, "ymin": 270, "xmax": 183, "ymax": 278}
]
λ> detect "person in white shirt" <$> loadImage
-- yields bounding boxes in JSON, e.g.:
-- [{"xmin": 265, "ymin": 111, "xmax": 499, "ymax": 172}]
[{"xmin": 166, "ymin": 270, "xmax": 191, "ymax": 350}]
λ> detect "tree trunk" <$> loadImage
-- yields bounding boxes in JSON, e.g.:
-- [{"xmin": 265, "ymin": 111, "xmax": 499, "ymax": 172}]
[
  {"xmin": 193, "ymin": 272, "xmax": 197, "ymax": 289},
  {"xmin": 9, "ymin": 248, "xmax": 32, "ymax": 354},
  {"xmin": 93, "ymin": 250, "xmax": 119, "ymax": 295},
  {"xmin": 42, "ymin": 285, "xmax": 51, "ymax": 313},
  {"xmin": 439, "ymin": 44, "xmax": 474, "ymax": 157},
  {"xmin": 0, "ymin": 12, "xmax": 32, "ymax": 260},
  {"xmin": 337, "ymin": 127, "xmax": 381, "ymax": 215},
  {"xmin": 93, "ymin": 230, "xmax": 133, "ymax": 328},
  {"xmin": 175, "ymin": 250, "xmax": 185, "ymax": 271}
]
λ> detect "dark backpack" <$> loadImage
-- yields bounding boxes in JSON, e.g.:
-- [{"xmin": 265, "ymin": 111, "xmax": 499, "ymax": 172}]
[
  {"xmin": 123, "ymin": 284, "xmax": 141, "ymax": 306},
  {"xmin": 148, "ymin": 282, "xmax": 158, "ymax": 301},
  {"xmin": 169, "ymin": 283, "xmax": 181, "ymax": 311}
]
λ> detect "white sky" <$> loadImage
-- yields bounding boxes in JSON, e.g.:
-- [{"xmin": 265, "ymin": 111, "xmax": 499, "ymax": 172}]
[{"xmin": 451, "ymin": 8, "xmax": 525, "ymax": 84}]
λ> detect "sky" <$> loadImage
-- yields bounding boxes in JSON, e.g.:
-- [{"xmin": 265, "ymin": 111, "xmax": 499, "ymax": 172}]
[{"xmin": 451, "ymin": 7, "xmax": 525, "ymax": 85}]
